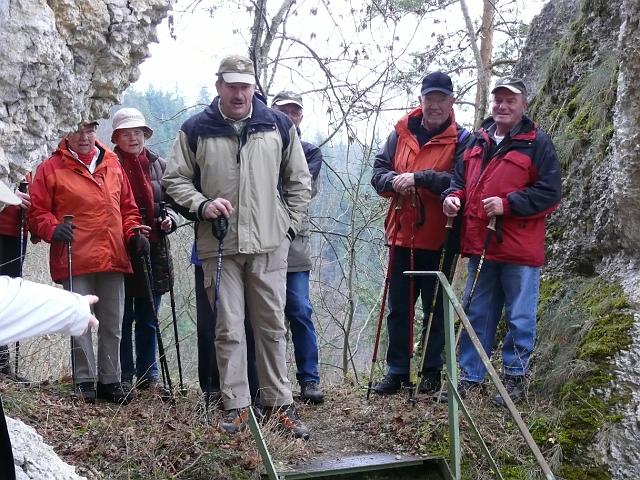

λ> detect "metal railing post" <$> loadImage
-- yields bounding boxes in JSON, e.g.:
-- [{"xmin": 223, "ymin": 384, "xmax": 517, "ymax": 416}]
[{"xmin": 443, "ymin": 287, "xmax": 461, "ymax": 479}]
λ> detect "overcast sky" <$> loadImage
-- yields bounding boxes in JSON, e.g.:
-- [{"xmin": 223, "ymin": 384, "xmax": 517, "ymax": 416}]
[{"xmin": 132, "ymin": 0, "xmax": 547, "ymax": 135}]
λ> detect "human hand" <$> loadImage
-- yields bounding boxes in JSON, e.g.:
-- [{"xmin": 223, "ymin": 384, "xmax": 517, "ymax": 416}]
[
  {"xmin": 443, "ymin": 196, "xmax": 460, "ymax": 217},
  {"xmin": 52, "ymin": 222, "xmax": 75, "ymax": 243},
  {"xmin": 130, "ymin": 233, "xmax": 150, "ymax": 255},
  {"xmin": 203, "ymin": 198, "xmax": 234, "ymax": 220},
  {"xmin": 482, "ymin": 196, "xmax": 503, "ymax": 216},
  {"xmin": 159, "ymin": 216, "xmax": 172, "ymax": 233},
  {"xmin": 83, "ymin": 295, "xmax": 100, "ymax": 333},
  {"xmin": 15, "ymin": 190, "xmax": 31, "ymax": 209},
  {"xmin": 391, "ymin": 173, "xmax": 415, "ymax": 195}
]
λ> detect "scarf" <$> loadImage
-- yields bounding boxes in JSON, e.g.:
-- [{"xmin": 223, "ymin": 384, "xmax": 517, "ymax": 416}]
[{"xmin": 119, "ymin": 148, "xmax": 158, "ymax": 242}]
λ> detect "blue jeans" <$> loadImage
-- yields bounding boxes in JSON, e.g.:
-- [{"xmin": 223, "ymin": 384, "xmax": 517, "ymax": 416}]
[
  {"xmin": 386, "ymin": 247, "xmax": 456, "ymax": 375},
  {"xmin": 120, "ymin": 295, "xmax": 161, "ymax": 382},
  {"xmin": 458, "ymin": 257, "xmax": 540, "ymax": 383},
  {"xmin": 286, "ymin": 271, "xmax": 320, "ymax": 385}
]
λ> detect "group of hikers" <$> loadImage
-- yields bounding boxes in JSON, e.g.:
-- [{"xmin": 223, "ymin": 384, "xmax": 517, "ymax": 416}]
[{"xmin": 0, "ymin": 53, "xmax": 561, "ymax": 464}]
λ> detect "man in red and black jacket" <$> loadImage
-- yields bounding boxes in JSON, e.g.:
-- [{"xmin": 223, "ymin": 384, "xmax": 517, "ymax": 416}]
[
  {"xmin": 371, "ymin": 71, "xmax": 472, "ymax": 395},
  {"xmin": 0, "ymin": 177, "xmax": 30, "ymax": 380},
  {"xmin": 443, "ymin": 77, "xmax": 562, "ymax": 405}
]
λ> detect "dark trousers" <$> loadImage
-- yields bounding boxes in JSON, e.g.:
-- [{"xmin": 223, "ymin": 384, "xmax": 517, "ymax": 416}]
[
  {"xmin": 0, "ymin": 395, "xmax": 16, "ymax": 479},
  {"xmin": 195, "ymin": 264, "xmax": 259, "ymax": 400},
  {"xmin": 1, "ymin": 235, "xmax": 21, "ymax": 373},
  {"xmin": 385, "ymin": 246, "xmax": 456, "ymax": 375}
]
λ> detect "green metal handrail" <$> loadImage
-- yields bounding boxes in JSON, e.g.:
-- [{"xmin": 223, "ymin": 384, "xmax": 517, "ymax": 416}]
[{"xmin": 405, "ymin": 270, "xmax": 556, "ymax": 480}]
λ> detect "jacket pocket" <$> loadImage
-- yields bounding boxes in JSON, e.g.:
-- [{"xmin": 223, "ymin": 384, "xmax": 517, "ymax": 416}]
[{"xmin": 264, "ymin": 237, "xmax": 290, "ymax": 273}]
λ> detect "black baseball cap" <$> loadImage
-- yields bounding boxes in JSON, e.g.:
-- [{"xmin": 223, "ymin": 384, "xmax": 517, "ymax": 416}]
[{"xmin": 421, "ymin": 71, "xmax": 454, "ymax": 96}]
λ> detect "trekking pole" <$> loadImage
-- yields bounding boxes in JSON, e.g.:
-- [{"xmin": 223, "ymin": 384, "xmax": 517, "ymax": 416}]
[
  {"xmin": 159, "ymin": 202, "xmax": 186, "ymax": 394},
  {"xmin": 407, "ymin": 191, "xmax": 417, "ymax": 398},
  {"xmin": 366, "ymin": 196, "xmax": 403, "ymax": 400},
  {"xmin": 14, "ymin": 181, "xmax": 28, "ymax": 377},
  {"xmin": 133, "ymin": 225, "xmax": 174, "ymax": 401},
  {"xmin": 454, "ymin": 215, "xmax": 497, "ymax": 347},
  {"xmin": 205, "ymin": 215, "xmax": 228, "ymax": 416},
  {"xmin": 409, "ymin": 216, "xmax": 454, "ymax": 405},
  {"xmin": 63, "ymin": 215, "xmax": 77, "ymax": 394}
]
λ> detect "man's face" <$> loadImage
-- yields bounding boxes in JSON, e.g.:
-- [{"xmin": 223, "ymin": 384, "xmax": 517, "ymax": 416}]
[
  {"xmin": 216, "ymin": 80, "xmax": 255, "ymax": 120},
  {"xmin": 114, "ymin": 128, "xmax": 146, "ymax": 155},
  {"xmin": 420, "ymin": 92, "xmax": 455, "ymax": 130},
  {"xmin": 273, "ymin": 103, "xmax": 303, "ymax": 128},
  {"xmin": 491, "ymin": 89, "xmax": 526, "ymax": 132},
  {"xmin": 67, "ymin": 125, "xmax": 97, "ymax": 154}
]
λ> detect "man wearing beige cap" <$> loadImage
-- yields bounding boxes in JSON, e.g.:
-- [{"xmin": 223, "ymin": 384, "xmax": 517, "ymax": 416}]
[
  {"xmin": 164, "ymin": 55, "xmax": 312, "ymax": 439},
  {"xmin": 271, "ymin": 91, "xmax": 324, "ymax": 404},
  {"xmin": 443, "ymin": 77, "xmax": 561, "ymax": 405}
]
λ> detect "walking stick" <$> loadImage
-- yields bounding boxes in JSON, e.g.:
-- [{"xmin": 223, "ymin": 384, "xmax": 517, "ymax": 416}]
[
  {"xmin": 454, "ymin": 215, "xmax": 497, "ymax": 347},
  {"xmin": 366, "ymin": 196, "xmax": 403, "ymax": 400},
  {"xmin": 407, "ymin": 191, "xmax": 417, "ymax": 396},
  {"xmin": 14, "ymin": 181, "xmax": 28, "ymax": 377},
  {"xmin": 409, "ymin": 216, "xmax": 455, "ymax": 404},
  {"xmin": 159, "ymin": 202, "xmax": 185, "ymax": 394},
  {"xmin": 133, "ymin": 225, "xmax": 174, "ymax": 400},
  {"xmin": 63, "ymin": 215, "xmax": 77, "ymax": 394},
  {"xmin": 205, "ymin": 215, "xmax": 228, "ymax": 416}
]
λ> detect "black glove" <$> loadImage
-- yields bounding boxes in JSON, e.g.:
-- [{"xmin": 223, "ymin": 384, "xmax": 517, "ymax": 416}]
[
  {"xmin": 130, "ymin": 234, "xmax": 150, "ymax": 256},
  {"xmin": 52, "ymin": 223, "xmax": 75, "ymax": 243}
]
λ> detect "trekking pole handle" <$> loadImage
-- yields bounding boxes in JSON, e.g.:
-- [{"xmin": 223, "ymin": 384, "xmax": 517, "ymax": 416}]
[
  {"xmin": 159, "ymin": 201, "xmax": 167, "ymax": 221},
  {"xmin": 212, "ymin": 216, "xmax": 229, "ymax": 241},
  {"xmin": 487, "ymin": 216, "xmax": 497, "ymax": 231},
  {"xmin": 63, "ymin": 214, "xmax": 74, "ymax": 240},
  {"xmin": 18, "ymin": 181, "xmax": 28, "ymax": 194},
  {"xmin": 445, "ymin": 216, "xmax": 454, "ymax": 229}
]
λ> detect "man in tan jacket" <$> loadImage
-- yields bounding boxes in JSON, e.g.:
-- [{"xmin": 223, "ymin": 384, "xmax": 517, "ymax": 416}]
[{"xmin": 163, "ymin": 55, "xmax": 312, "ymax": 439}]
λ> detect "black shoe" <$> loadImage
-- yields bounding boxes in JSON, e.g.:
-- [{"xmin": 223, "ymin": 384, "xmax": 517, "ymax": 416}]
[
  {"xmin": 121, "ymin": 377, "xmax": 133, "ymax": 392},
  {"xmin": 73, "ymin": 382, "xmax": 96, "ymax": 403},
  {"xmin": 418, "ymin": 371, "xmax": 442, "ymax": 394},
  {"xmin": 97, "ymin": 382, "xmax": 133, "ymax": 404},
  {"xmin": 300, "ymin": 381, "xmax": 325, "ymax": 404},
  {"xmin": 493, "ymin": 375, "xmax": 526, "ymax": 407},
  {"xmin": 435, "ymin": 380, "xmax": 483, "ymax": 403},
  {"xmin": 372, "ymin": 373, "xmax": 411, "ymax": 395},
  {"xmin": 268, "ymin": 404, "xmax": 310, "ymax": 440},
  {"xmin": 220, "ymin": 407, "xmax": 249, "ymax": 434}
]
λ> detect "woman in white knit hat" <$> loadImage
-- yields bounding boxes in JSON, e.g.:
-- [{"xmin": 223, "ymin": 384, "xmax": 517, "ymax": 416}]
[{"xmin": 111, "ymin": 108, "xmax": 178, "ymax": 392}]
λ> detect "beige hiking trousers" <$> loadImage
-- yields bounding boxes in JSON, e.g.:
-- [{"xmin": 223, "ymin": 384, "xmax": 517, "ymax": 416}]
[{"xmin": 203, "ymin": 238, "xmax": 293, "ymax": 410}]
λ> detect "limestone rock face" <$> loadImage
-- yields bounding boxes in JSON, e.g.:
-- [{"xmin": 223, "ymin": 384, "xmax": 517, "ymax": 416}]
[
  {"xmin": 8, "ymin": 416, "xmax": 86, "ymax": 479},
  {"xmin": 0, "ymin": 0, "xmax": 172, "ymax": 184}
]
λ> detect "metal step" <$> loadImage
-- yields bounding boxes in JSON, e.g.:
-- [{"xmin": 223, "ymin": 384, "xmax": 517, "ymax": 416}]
[{"xmin": 262, "ymin": 453, "xmax": 450, "ymax": 479}]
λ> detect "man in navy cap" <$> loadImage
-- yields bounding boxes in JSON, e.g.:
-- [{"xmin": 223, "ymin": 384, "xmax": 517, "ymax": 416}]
[{"xmin": 371, "ymin": 72, "xmax": 472, "ymax": 395}]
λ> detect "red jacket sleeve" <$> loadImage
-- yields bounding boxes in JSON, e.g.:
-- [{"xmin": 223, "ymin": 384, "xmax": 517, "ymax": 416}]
[{"xmin": 27, "ymin": 163, "xmax": 59, "ymax": 243}]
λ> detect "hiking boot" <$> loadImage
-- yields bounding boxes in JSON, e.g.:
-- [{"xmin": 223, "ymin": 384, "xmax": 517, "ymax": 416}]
[
  {"xmin": 493, "ymin": 375, "xmax": 526, "ymax": 407},
  {"xmin": 121, "ymin": 377, "xmax": 133, "ymax": 392},
  {"xmin": 418, "ymin": 370, "xmax": 442, "ymax": 394},
  {"xmin": 435, "ymin": 380, "xmax": 483, "ymax": 403},
  {"xmin": 269, "ymin": 404, "xmax": 310, "ymax": 440},
  {"xmin": 73, "ymin": 382, "xmax": 96, "ymax": 404},
  {"xmin": 220, "ymin": 407, "xmax": 249, "ymax": 434},
  {"xmin": 136, "ymin": 377, "xmax": 158, "ymax": 390},
  {"xmin": 97, "ymin": 382, "xmax": 133, "ymax": 404},
  {"xmin": 372, "ymin": 373, "xmax": 411, "ymax": 395},
  {"xmin": 300, "ymin": 381, "xmax": 325, "ymax": 404}
]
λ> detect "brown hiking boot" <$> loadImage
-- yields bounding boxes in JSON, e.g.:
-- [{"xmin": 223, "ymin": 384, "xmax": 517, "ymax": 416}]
[
  {"xmin": 220, "ymin": 407, "xmax": 249, "ymax": 434},
  {"xmin": 269, "ymin": 404, "xmax": 310, "ymax": 440},
  {"xmin": 300, "ymin": 381, "xmax": 325, "ymax": 404}
]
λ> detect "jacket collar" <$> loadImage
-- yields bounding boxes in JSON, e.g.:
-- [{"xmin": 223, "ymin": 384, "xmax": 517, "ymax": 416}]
[{"xmin": 478, "ymin": 115, "xmax": 536, "ymax": 143}]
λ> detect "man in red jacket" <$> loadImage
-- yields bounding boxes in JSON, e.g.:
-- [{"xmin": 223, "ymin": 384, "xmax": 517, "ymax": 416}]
[
  {"xmin": 370, "ymin": 72, "xmax": 472, "ymax": 395},
  {"xmin": 29, "ymin": 121, "xmax": 148, "ymax": 404},
  {"xmin": 0, "ymin": 178, "xmax": 31, "ymax": 381},
  {"xmin": 443, "ymin": 77, "xmax": 562, "ymax": 405}
]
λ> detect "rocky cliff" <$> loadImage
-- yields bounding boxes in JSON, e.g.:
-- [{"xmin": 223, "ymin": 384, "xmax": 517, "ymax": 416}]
[
  {"xmin": 0, "ymin": 0, "xmax": 172, "ymax": 184},
  {"xmin": 516, "ymin": 0, "xmax": 640, "ymax": 478}
]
